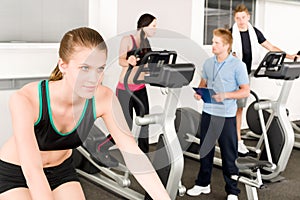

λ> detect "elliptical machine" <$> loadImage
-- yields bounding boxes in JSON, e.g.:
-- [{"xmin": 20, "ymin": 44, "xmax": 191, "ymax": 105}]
[
  {"xmin": 239, "ymin": 51, "xmax": 300, "ymax": 181},
  {"xmin": 287, "ymin": 50, "xmax": 300, "ymax": 149},
  {"xmin": 73, "ymin": 50, "xmax": 195, "ymax": 200}
]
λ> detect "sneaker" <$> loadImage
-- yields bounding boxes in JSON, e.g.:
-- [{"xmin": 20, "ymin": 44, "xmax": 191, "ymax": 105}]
[
  {"xmin": 238, "ymin": 140, "xmax": 249, "ymax": 154},
  {"xmin": 186, "ymin": 185, "xmax": 211, "ymax": 196},
  {"xmin": 227, "ymin": 194, "xmax": 238, "ymax": 200}
]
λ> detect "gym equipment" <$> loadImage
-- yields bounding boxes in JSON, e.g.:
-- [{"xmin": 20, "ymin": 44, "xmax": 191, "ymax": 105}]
[
  {"xmin": 135, "ymin": 51, "xmax": 195, "ymax": 200},
  {"xmin": 73, "ymin": 50, "xmax": 195, "ymax": 200},
  {"xmin": 232, "ymin": 157, "xmax": 272, "ymax": 200},
  {"xmin": 246, "ymin": 50, "xmax": 300, "ymax": 149},
  {"xmin": 290, "ymin": 50, "xmax": 300, "ymax": 148},
  {"xmin": 246, "ymin": 94, "xmax": 297, "ymax": 151},
  {"xmin": 175, "ymin": 51, "xmax": 300, "ymax": 183},
  {"xmin": 291, "ymin": 121, "xmax": 300, "ymax": 148}
]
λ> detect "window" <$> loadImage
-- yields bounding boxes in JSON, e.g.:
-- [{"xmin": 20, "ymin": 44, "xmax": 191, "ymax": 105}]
[
  {"xmin": 203, "ymin": 0, "xmax": 256, "ymax": 45},
  {"xmin": 0, "ymin": 0, "xmax": 88, "ymax": 43}
]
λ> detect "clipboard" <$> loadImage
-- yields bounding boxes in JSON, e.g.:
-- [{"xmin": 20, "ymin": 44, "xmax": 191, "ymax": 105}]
[{"xmin": 193, "ymin": 87, "xmax": 223, "ymax": 104}]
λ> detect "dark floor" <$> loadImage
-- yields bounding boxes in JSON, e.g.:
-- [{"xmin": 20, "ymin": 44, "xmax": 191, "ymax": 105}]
[{"xmin": 79, "ymin": 144, "xmax": 300, "ymax": 200}]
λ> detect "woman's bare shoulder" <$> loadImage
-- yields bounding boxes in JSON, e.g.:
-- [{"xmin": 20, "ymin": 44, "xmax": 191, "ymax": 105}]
[
  {"xmin": 121, "ymin": 35, "xmax": 131, "ymax": 41},
  {"xmin": 9, "ymin": 81, "xmax": 41, "ymax": 121},
  {"xmin": 120, "ymin": 35, "xmax": 133, "ymax": 46},
  {"xmin": 11, "ymin": 81, "xmax": 41, "ymax": 105},
  {"xmin": 97, "ymin": 85, "xmax": 113, "ymax": 97},
  {"xmin": 93, "ymin": 85, "xmax": 116, "ymax": 117},
  {"xmin": 95, "ymin": 85, "xmax": 114, "ymax": 103},
  {"xmin": 20, "ymin": 81, "xmax": 40, "ymax": 95}
]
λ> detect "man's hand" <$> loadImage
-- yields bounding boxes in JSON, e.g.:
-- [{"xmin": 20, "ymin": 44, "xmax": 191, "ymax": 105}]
[
  {"xmin": 212, "ymin": 93, "xmax": 226, "ymax": 102},
  {"xmin": 194, "ymin": 93, "xmax": 202, "ymax": 101}
]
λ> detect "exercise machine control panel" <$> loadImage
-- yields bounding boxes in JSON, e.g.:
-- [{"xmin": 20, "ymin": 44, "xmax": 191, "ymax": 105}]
[
  {"xmin": 254, "ymin": 51, "xmax": 300, "ymax": 80},
  {"xmin": 133, "ymin": 51, "xmax": 195, "ymax": 88}
]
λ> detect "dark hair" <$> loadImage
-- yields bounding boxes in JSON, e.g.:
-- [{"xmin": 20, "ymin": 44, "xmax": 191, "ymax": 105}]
[
  {"xmin": 49, "ymin": 27, "xmax": 107, "ymax": 81},
  {"xmin": 137, "ymin": 13, "xmax": 156, "ymax": 51},
  {"xmin": 137, "ymin": 13, "xmax": 156, "ymax": 29}
]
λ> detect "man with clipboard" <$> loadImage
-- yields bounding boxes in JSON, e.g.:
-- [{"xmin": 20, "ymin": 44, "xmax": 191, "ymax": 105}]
[{"xmin": 187, "ymin": 28, "xmax": 249, "ymax": 200}]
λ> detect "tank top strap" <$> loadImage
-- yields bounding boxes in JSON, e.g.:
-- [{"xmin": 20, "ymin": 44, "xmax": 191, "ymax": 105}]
[
  {"xmin": 40, "ymin": 80, "xmax": 49, "ymax": 120},
  {"xmin": 130, "ymin": 35, "xmax": 138, "ymax": 50}
]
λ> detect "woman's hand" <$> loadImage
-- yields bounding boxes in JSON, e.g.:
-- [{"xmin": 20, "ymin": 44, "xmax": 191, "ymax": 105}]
[{"xmin": 127, "ymin": 55, "xmax": 138, "ymax": 66}]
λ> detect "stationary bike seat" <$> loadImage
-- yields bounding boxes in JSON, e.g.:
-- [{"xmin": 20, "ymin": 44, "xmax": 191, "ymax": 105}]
[{"xmin": 235, "ymin": 156, "xmax": 272, "ymax": 171}]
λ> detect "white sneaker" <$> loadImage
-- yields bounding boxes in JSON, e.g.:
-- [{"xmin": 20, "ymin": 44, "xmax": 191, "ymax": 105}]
[
  {"xmin": 186, "ymin": 184, "xmax": 211, "ymax": 196},
  {"xmin": 227, "ymin": 194, "xmax": 238, "ymax": 200},
  {"xmin": 238, "ymin": 140, "xmax": 249, "ymax": 154}
]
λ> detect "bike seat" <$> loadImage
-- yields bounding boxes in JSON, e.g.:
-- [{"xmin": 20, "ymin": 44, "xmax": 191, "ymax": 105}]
[{"xmin": 235, "ymin": 156, "xmax": 272, "ymax": 171}]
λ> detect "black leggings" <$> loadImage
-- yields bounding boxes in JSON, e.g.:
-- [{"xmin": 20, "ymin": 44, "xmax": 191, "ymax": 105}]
[
  {"xmin": 116, "ymin": 87, "xmax": 150, "ymax": 153},
  {"xmin": 0, "ymin": 156, "xmax": 79, "ymax": 194}
]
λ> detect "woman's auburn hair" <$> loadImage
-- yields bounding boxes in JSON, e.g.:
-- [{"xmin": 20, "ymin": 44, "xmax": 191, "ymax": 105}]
[{"xmin": 49, "ymin": 27, "xmax": 107, "ymax": 81}]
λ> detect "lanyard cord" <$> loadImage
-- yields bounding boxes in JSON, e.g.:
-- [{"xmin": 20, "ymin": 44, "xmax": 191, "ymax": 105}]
[{"xmin": 213, "ymin": 61, "xmax": 226, "ymax": 83}]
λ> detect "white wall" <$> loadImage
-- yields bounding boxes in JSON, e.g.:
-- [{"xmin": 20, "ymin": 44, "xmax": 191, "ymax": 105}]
[
  {"xmin": 261, "ymin": 0, "xmax": 300, "ymax": 53},
  {"xmin": 1, "ymin": 0, "xmax": 300, "ymax": 147},
  {"xmin": 0, "ymin": 44, "xmax": 58, "ymax": 78},
  {"xmin": 251, "ymin": 0, "xmax": 300, "ymax": 122},
  {"xmin": 0, "ymin": 0, "xmax": 88, "ymax": 43},
  {"xmin": 117, "ymin": 0, "xmax": 192, "ymax": 37}
]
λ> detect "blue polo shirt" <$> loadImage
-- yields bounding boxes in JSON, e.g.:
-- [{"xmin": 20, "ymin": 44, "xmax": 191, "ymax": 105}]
[{"xmin": 202, "ymin": 54, "xmax": 248, "ymax": 117}]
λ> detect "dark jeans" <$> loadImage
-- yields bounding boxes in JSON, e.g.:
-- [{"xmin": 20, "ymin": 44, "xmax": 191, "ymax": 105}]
[
  {"xmin": 116, "ymin": 87, "xmax": 149, "ymax": 153},
  {"xmin": 196, "ymin": 112, "xmax": 240, "ymax": 196}
]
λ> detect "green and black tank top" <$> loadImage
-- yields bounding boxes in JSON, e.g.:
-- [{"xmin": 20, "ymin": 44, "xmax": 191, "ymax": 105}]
[{"xmin": 34, "ymin": 80, "xmax": 96, "ymax": 151}]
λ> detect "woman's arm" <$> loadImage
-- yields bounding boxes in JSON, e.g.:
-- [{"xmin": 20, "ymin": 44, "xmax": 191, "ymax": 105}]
[
  {"xmin": 119, "ymin": 36, "xmax": 138, "ymax": 67},
  {"xmin": 119, "ymin": 36, "xmax": 131, "ymax": 68},
  {"xmin": 10, "ymin": 89, "xmax": 54, "ymax": 200},
  {"xmin": 97, "ymin": 89, "xmax": 170, "ymax": 200}
]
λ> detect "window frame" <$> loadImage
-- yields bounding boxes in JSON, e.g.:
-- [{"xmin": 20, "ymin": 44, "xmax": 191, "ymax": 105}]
[{"xmin": 203, "ymin": 0, "xmax": 256, "ymax": 45}]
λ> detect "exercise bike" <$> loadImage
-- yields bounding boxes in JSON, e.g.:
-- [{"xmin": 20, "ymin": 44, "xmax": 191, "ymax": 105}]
[
  {"xmin": 232, "ymin": 156, "xmax": 272, "ymax": 200},
  {"xmin": 175, "ymin": 51, "xmax": 300, "ymax": 198},
  {"xmin": 73, "ymin": 50, "xmax": 195, "ymax": 200},
  {"xmin": 289, "ymin": 50, "xmax": 300, "ymax": 149}
]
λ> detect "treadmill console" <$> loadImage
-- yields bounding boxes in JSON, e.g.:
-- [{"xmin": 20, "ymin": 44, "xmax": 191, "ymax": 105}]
[
  {"xmin": 254, "ymin": 51, "xmax": 300, "ymax": 80},
  {"xmin": 133, "ymin": 51, "xmax": 195, "ymax": 88}
]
